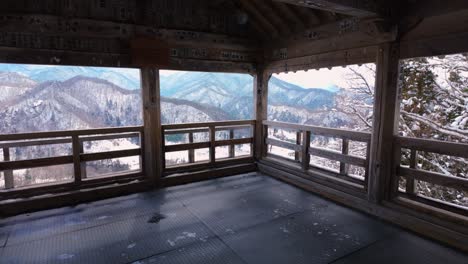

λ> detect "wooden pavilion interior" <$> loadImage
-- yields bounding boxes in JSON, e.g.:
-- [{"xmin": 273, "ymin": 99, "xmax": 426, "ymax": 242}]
[{"xmin": 0, "ymin": 0, "xmax": 467, "ymax": 263}]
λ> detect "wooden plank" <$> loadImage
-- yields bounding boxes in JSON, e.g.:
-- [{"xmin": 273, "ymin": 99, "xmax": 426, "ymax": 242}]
[
  {"xmin": 368, "ymin": 42, "xmax": 401, "ymax": 203},
  {"xmin": 395, "ymin": 136, "xmax": 468, "ymax": 158},
  {"xmin": 0, "ymin": 138, "xmax": 72, "ymax": 148},
  {"xmin": 164, "ymin": 124, "xmax": 252, "ymax": 135},
  {"xmin": 398, "ymin": 167, "xmax": 468, "ymax": 190},
  {"xmin": 302, "ymin": 131, "xmax": 311, "ymax": 170},
  {"xmin": 266, "ymin": 138, "xmax": 302, "ymax": 152},
  {"xmin": 165, "ymin": 142, "xmax": 211, "ymax": 152},
  {"xmin": 162, "ymin": 120, "xmax": 255, "ymax": 130},
  {"xmin": 164, "ymin": 157, "xmax": 255, "ymax": 175},
  {"xmin": 79, "ymin": 139, "xmax": 87, "ymax": 179},
  {"xmin": 80, "ymin": 149, "xmax": 141, "ymax": 162},
  {"xmin": 79, "ymin": 132, "xmax": 140, "ymax": 142},
  {"xmin": 0, "ymin": 156, "xmax": 73, "ymax": 171},
  {"xmin": 263, "ymin": 120, "xmax": 371, "ymax": 141},
  {"xmin": 0, "ymin": 126, "xmax": 144, "ymax": 142},
  {"xmin": 2, "ymin": 147, "xmax": 14, "ymax": 189},
  {"xmin": 309, "ymin": 146, "xmax": 367, "ymax": 167},
  {"xmin": 215, "ymin": 138, "xmax": 253, "ymax": 147}
]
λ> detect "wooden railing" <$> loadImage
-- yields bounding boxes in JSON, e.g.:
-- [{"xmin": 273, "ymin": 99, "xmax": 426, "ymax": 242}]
[
  {"xmin": 263, "ymin": 120, "xmax": 372, "ymax": 190},
  {"xmin": 162, "ymin": 120, "xmax": 255, "ymax": 175},
  {"xmin": 394, "ymin": 136, "xmax": 468, "ymax": 215},
  {"xmin": 0, "ymin": 126, "xmax": 144, "ymax": 194}
]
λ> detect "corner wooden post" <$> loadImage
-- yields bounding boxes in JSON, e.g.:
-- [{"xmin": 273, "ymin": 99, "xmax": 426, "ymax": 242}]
[
  {"xmin": 368, "ymin": 42, "xmax": 401, "ymax": 203},
  {"xmin": 2, "ymin": 147, "xmax": 14, "ymax": 189},
  {"xmin": 141, "ymin": 68, "xmax": 163, "ymax": 186},
  {"xmin": 254, "ymin": 66, "xmax": 269, "ymax": 160}
]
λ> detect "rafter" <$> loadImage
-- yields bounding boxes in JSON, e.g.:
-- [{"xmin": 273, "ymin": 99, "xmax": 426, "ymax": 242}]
[
  {"xmin": 239, "ymin": 0, "xmax": 280, "ymax": 38},
  {"xmin": 255, "ymin": 0, "xmax": 291, "ymax": 35},
  {"xmin": 271, "ymin": 2, "xmax": 307, "ymax": 32},
  {"xmin": 274, "ymin": 0, "xmax": 383, "ymax": 17}
]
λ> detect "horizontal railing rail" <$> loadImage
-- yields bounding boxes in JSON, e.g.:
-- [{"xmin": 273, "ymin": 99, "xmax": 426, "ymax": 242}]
[
  {"xmin": 162, "ymin": 120, "xmax": 255, "ymax": 174},
  {"xmin": 393, "ymin": 136, "xmax": 468, "ymax": 215},
  {"xmin": 0, "ymin": 126, "xmax": 144, "ymax": 192},
  {"xmin": 263, "ymin": 120, "xmax": 371, "ymax": 190}
]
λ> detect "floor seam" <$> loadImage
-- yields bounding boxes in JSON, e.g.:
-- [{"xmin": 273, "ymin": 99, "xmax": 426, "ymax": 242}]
[{"xmin": 182, "ymin": 202, "xmax": 251, "ymax": 264}]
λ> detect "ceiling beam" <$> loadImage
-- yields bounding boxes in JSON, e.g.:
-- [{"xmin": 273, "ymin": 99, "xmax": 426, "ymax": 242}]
[
  {"xmin": 239, "ymin": 0, "xmax": 280, "ymax": 38},
  {"xmin": 274, "ymin": 0, "xmax": 383, "ymax": 17},
  {"xmin": 255, "ymin": 0, "xmax": 291, "ymax": 35},
  {"xmin": 271, "ymin": 2, "xmax": 307, "ymax": 32}
]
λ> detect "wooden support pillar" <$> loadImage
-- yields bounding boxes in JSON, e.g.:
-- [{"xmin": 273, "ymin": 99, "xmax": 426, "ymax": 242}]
[
  {"xmin": 141, "ymin": 68, "xmax": 163, "ymax": 186},
  {"xmin": 2, "ymin": 147, "xmax": 14, "ymax": 189},
  {"xmin": 295, "ymin": 131, "xmax": 302, "ymax": 161},
  {"xmin": 368, "ymin": 42, "xmax": 401, "ymax": 203},
  {"xmin": 254, "ymin": 66, "xmax": 270, "ymax": 160}
]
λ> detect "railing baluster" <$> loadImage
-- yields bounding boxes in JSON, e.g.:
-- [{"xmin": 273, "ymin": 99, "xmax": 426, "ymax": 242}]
[
  {"xmin": 301, "ymin": 130, "xmax": 311, "ymax": 170},
  {"xmin": 79, "ymin": 140, "xmax": 87, "ymax": 179},
  {"xmin": 229, "ymin": 129, "xmax": 235, "ymax": 158},
  {"xmin": 295, "ymin": 131, "xmax": 301, "ymax": 161},
  {"xmin": 72, "ymin": 135, "xmax": 82, "ymax": 184},
  {"xmin": 188, "ymin": 132, "xmax": 195, "ymax": 163},
  {"xmin": 406, "ymin": 149, "xmax": 417, "ymax": 195},
  {"xmin": 209, "ymin": 126, "xmax": 216, "ymax": 164},
  {"xmin": 340, "ymin": 138, "xmax": 349, "ymax": 175},
  {"xmin": 3, "ymin": 147, "xmax": 14, "ymax": 189}
]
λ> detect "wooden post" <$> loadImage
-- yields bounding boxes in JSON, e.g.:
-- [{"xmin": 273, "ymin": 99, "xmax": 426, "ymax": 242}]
[
  {"xmin": 229, "ymin": 129, "xmax": 235, "ymax": 158},
  {"xmin": 340, "ymin": 138, "xmax": 349, "ymax": 175},
  {"xmin": 301, "ymin": 131, "xmax": 311, "ymax": 170},
  {"xmin": 188, "ymin": 132, "xmax": 195, "ymax": 163},
  {"xmin": 406, "ymin": 149, "xmax": 417, "ymax": 195},
  {"xmin": 209, "ymin": 126, "xmax": 216, "ymax": 164},
  {"xmin": 2, "ymin": 147, "xmax": 14, "ymax": 189},
  {"xmin": 141, "ymin": 68, "xmax": 163, "ymax": 186},
  {"xmin": 295, "ymin": 131, "xmax": 302, "ymax": 161},
  {"xmin": 368, "ymin": 42, "xmax": 401, "ymax": 203},
  {"xmin": 79, "ymin": 140, "xmax": 87, "ymax": 179},
  {"xmin": 254, "ymin": 66, "xmax": 270, "ymax": 160},
  {"xmin": 72, "ymin": 135, "xmax": 82, "ymax": 184}
]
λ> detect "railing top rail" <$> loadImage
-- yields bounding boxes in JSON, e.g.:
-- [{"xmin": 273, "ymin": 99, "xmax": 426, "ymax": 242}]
[
  {"xmin": 0, "ymin": 126, "xmax": 144, "ymax": 142},
  {"xmin": 263, "ymin": 120, "xmax": 371, "ymax": 141},
  {"xmin": 395, "ymin": 136, "xmax": 468, "ymax": 158},
  {"xmin": 162, "ymin": 120, "xmax": 255, "ymax": 130},
  {"xmin": 0, "ymin": 138, "xmax": 72, "ymax": 149},
  {"xmin": 164, "ymin": 124, "xmax": 253, "ymax": 135}
]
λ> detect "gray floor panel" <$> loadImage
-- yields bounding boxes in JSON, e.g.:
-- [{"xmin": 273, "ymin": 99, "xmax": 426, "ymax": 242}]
[
  {"xmin": 133, "ymin": 237, "xmax": 246, "ymax": 264},
  {"xmin": 330, "ymin": 232, "xmax": 468, "ymax": 264},
  {"xmin": 0, "ymin": 172, "xmax": 466, "ymax": 263}
]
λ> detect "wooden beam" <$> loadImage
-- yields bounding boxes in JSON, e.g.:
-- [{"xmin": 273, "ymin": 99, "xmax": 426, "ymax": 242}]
[
  {"xmin": 239, "ymin": 0, "xmax": 280, "ymax": 38},
  {"xmin": 141, "ymin": 68, "xmax": 162, "ymax": 186},
  {"xmin": 368, "ymin": 42, "xmax": 401, "ymax": 203},
  {"xmin": 271, "ymin": 2, "xmax": 307, "ymax": 32},
  {"xmin": 254, "ymin": 66, "xmax": 269, "ymax": 160},
  {"xmin": 254, "ymin": 0, "xmax": 291, "ymax": 35},
  {"xmin": 274, "ymin": 0, "xmax": 382, "ymax": 17}
]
